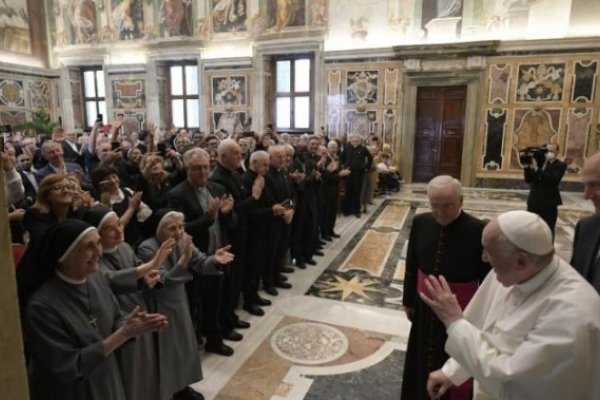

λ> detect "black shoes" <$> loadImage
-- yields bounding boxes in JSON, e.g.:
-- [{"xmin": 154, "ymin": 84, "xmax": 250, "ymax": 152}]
[
  {"xmin": 295, "ymin": 260, "xmax": 307, "ymax": 269},
  {"xmin": 223, "ymin": 329, "xmax": 243, "ymax": 341},
  {"xmin": 355, "ymin": 213, "xmax": 361, "ymax": 218},
  {"xmin": 314, "ymin": 250, "xmax": 324, "ymax": 256},
  {"xmin": 306, "ymin": 259, "xmax": 317, "ymax": 266},
  {"xmin": 322, "ymin": 236, "xmax": 332, "ymax": 241},
  {"xmin": 205, "ymin": 342, "xmax": 234, "ymax": 357},
  {"xmin": 244, "ymin": 304, "xmax": 265, "ymax": 316},
  {"xmin": 282, "ymin": 266, "xmax": 294, "ymax": 273},
  {"xmin": 255, "ymin": 296, "xmax": 272, "ymax": 306},
  {"xmin": 264, "ymin": 286, "xmax": 279, "ymax": 296},
  {"xmin": 233, "ymin": 320, "xmax": 250, "ymax": 329},
  {"xmin": 174, "ymin": 386, "xmax": 205, "ymax": 400},
  {"xmin": 331, "ymin": 232, "xmax": 341, "ymax": 238},
  {"xmin": 275, "ymin": 280, "xmax": 292, "ymax": 289}
]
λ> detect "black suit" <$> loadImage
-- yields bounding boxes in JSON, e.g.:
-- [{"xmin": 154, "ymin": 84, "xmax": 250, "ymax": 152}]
[
  {"xmin": 340, "ymin": 143, "xmax": 372, "ymax": 215},
  {"xmin": 210, "ymin": 163, "xmax": 259, "ymax": 307},
  {"xmin": 524, "ymin": 158, "xmax": 566, "ymax": 234},
  {"xmin": 571, "ymin": 215, "xmax": 600, "ymax": 294},
  {"xmin": 167, "ymin": 179, "xmax": 237, "ymax": 344},
  {"xmin": 263, "ymin": 166, "xmax": 293, "ymax": 288},
  {"xmin": 61, "ymin": 140, "xmax": 82, "ymax": 166}
]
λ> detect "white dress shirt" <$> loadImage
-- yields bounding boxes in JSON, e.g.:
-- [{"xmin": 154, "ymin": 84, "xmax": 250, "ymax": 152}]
[{"xmin": 441, "ymin": 256, "xmax": 600, "ymax": 400}]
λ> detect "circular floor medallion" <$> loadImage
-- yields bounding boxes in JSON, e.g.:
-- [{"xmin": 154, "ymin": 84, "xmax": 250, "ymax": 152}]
[{"xmin": 270, "ymin": 322, "xmax": 349, "ymax": 365}]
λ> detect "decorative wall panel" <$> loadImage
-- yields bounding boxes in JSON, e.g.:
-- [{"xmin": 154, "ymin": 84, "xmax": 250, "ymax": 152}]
[
  {"xmin": 204, "ymin": 68, "xmax": 252, "ymax": 134},
  {"xmin": 571, "ymin": 61, "xmax": 598, "ymax": 102},
  {"xmin": 0, "ymin": 79, "xmax": 25, "ymax": 107},
  {"xmin": 383, "ymin": 69, "xmax": 399, "ymax": 105},
  {"xmin": 346, "ymin": 70, "xmax": 378, "ymax": 104},
  {"xmin": 325, "ymin": 61, "xmax": 402, "ymax": 146},
  {"xmin": 112, "ymin": 79, "xmax": 145, "ymax": 109},
  {"xmin": 565, "ymin": 107, "xmax": 591, "ymax": 173},
  {"xmin": 482, "ymin": 109, "xmax": 506, "ymax": 170},
  {"xmin": 478, "ymin": 54, "xmax": 600, "ymax": 181},
  {"xmin": 28, "ymin": 80, "xmax": 51, "ymax": 110},
  {"xmin": 211, "ymin": 76, "xmax": 247, "ymax": 106},
  {"xmin": 516, "ymin": 63, "xmax": 565, "ymax": 102},
  {"xmin": 488, "ymin": 64, "xmax": 511, "ymax": 104}
]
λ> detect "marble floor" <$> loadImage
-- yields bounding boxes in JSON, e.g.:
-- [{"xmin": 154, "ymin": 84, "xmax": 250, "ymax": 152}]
[{"xmin": 192, "ymin": 184, "xmax": 593, "ymax": 400}]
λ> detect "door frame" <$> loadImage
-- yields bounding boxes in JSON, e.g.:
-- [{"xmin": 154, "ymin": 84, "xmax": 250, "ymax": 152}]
[{"xmin": 399, "ymin": 70, "xmax": 483, "ymax": 186}]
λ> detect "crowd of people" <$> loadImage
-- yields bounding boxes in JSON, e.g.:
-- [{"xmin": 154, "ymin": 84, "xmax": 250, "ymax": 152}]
[
  {"xmin": 2, "ymin": 121, "xmax": 397, "ymax": 400},
  {"xmin": 5, "ymin": 120, "xmax": 600, "ymax": 400}
]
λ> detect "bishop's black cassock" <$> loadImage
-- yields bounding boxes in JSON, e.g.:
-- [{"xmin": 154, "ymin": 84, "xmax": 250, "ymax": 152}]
[{"xmin": 401, "ymin": 211, "xmax": 490, "ymax": 400}]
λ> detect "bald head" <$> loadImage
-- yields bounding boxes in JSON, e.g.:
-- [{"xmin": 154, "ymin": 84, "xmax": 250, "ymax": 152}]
[
  {"xmin": 583, "ymin": 151, "xmax": 600, "ymax": 215},
  {"xmin": 250, "ymin": 150, "xmax": 269, "ymax": 176}
]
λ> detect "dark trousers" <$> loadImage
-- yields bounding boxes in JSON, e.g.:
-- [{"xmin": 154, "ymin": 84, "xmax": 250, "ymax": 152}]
[
  {"xmin": 343, "ymin": 171, "xmax": 364, "ymax": 215},
  {"xmin": 185, "ymin": 271, "xmax": 224, "ymax": 344},
  {"xmin": 264, "ymin": 219, "xmax": 287, "ymax": 287},
  {"xmin": 243, "ymin": 224, "xmax": 266, "ymax": 304},
  {"xmin": 322, "ymin": 183, "xmax": 339, "ymax": 236},
  {"xmin": 291, "ymin": 201, "xmax": 316, "ymax": 262},
  {"xmin": 528, "ymin": 203, "xmax": 558, "ymax": 237}
]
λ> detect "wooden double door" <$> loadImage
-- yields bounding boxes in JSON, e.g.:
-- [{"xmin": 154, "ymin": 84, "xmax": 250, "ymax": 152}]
[{"xmin": 412, "ymin": 86, "xmax": 466, "ymax": 183}]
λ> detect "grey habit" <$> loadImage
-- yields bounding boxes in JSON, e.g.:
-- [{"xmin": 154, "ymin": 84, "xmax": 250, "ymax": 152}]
[
  {"xmin": 25, "ymin": 272, "xmax": 127, "ymax": 400},
  {"xmin": 137, "ymin": 236, "xmax": 208, "ymax": 400},
  {"xmin": 99, "ymin": 243, "xmax": 160, "ymax": 400}
]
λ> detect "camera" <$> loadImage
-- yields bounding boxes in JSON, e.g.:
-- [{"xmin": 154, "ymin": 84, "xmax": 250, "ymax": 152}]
[{"xmin": 519, "ymin": 146, "xmax": 548, "ymax": 166}]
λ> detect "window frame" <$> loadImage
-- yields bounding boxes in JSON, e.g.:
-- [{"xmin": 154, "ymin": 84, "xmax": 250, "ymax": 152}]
[
  {"xmin": 271, "ymin": 53, "xmax": 314, "ymax": 134},
  {"xmin": 167, "ymin": 61, "xmax": 199, "ymax": 129},
  {"xmin": 81, "ymin": 66, "xmax": 105, "ymax": 130}
]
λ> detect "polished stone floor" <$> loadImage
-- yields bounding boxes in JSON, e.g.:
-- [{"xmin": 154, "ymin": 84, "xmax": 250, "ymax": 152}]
[{"xmin": 193, "ymin": 184, "xmax": 592, "ymax": 400}]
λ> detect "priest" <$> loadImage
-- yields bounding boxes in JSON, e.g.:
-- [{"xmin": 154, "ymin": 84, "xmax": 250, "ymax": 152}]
[{"xmin": 401, "ymin": 175, "xmax": 490, "ymax": 400}]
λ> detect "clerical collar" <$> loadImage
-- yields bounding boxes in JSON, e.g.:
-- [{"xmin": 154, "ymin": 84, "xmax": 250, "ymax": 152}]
[
  {"xmin": 103, "ymin": 245, "xmax": 119, "ymax": 254},
  {"xmin": 514, "ymin": 255, "xmax": 559, "ymax": 297},
  {"xmin": 56, "ymin": 269, "xmax": 87, "ymax": 285}
]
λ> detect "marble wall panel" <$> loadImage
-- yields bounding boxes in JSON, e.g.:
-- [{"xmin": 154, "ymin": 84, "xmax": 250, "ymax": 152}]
[
  {"xmin": 510, "ymin": 108, "xmax": 561, "ymax": 169},
  {"xmin": 571, "ymin": 60, "xmax": 598, "ymax": 102},
  {"xmin": 327, "ymin": 70, "xmax": 342, "ymax": 107},
  {"xmin": 346, "ymin": 70, "xmax": 378, "ymax": 104},
  {"xmin": 204, "ymin": 68, "xmax": 252, "ymax": 133},
  {"xmin": 482, "ymin": 108, "xmax": 506, "ymax": 171},
  {"xmin": 212, "ymin": 111, "xmax": 247, "ymax": 135},
  {"xmin": 382, "ymin": 109, "xmax": 396, "ymax": 144},
  {"xmin": 0, "ymin": 110, "xmax": 27, "ymax": 126},
  {"xmin": 383, "ymin": 68, "xmax": 399, "ymax": 105},
  {"xmin": 211, "ymin": 76, "xmax": 247, "ymax": 106},
  {"xmin": 565, "ymin": 107, "xmax": 591, "ymax": 173},
  {"xmin": 345, "ymin": 110, "xmax": 376, "ymax": 138},
  {"xmin": 112, "ymin": 78, "xmax": 145, "ymax": 109},
  {"xmin": 516, "ymin": 63, "xmax": 565, "ymax": 102},
  {"xmin": 28, "ymin": 80, "xmax": 51, "ymax": 111},
  {"xmin": 0, "ymin": 80, "xmax": 25, "ymax": 107},
  {"xmin": 488, "ymin": 64, "xmax": 511, "ymax": 104}
]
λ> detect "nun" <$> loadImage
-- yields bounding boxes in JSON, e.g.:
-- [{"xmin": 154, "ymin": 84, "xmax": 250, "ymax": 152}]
[
  {"xmin": 83, "ymin": 208, "xmax": 175, "ymax": 400},
  {"xmin": 137, "ymin": 209, "xmax": 234, "ymax": 400},
  {"xmin": 24, "ymin": 219, "xmax": 169, "ymax": 400}
]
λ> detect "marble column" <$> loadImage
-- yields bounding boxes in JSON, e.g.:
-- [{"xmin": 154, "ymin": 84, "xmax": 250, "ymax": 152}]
[{"xmin": 0, "ymin": 172, "xmax": 29, "ymax": 400}]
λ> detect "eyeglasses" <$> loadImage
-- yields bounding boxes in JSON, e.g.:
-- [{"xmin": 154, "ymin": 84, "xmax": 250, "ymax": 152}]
[{"xmin": 49, "ymin": 184, "xmax": 77, "ymax": 192}]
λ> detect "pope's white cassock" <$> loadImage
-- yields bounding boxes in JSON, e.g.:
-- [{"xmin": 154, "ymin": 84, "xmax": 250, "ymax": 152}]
[{"xmin": 441, "ymin": 256, "xmax": 600, "ymax": 400}]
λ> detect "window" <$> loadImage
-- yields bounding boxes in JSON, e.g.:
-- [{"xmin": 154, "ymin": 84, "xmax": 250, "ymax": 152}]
[
  {"xmin": 82, "ymin": 68, "xmax": 106, "ymax": 129},
  {"xmin": 273, "ymin": 55, "xmax": 313, "ymax": 132},
  {"xmin": 169, "ymin": 62, "xmax": 199, "ymax": 129}
]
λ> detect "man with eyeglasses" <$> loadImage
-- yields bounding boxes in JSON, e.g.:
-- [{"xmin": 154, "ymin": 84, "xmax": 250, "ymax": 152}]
[
  {"xmin": 34, "ymin": 140, "xmax": 84, "ymax": 184},
  {"xmin": 401, "ymin": 175, "xmax": 490, "ymax": 400},
  {"xmin": 168, "ymin": 148, "xmax": 243, "ymax": 357}
]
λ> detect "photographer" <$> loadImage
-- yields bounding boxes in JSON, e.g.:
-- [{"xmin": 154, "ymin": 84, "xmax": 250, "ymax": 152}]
[{"xmin": 523, "ymin": 143, "xmax": 566, "ymax": 235}]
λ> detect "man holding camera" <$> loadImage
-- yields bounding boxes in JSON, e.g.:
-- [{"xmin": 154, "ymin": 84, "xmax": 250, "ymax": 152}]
[{"xmin": 523, "ymin": 143, "xmax": 566, "ymax": 236}]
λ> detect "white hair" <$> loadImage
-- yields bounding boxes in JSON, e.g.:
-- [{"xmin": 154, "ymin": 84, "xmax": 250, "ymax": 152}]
[
  {"xmin": 183, "ymin": 147, "xmax": 210, "ymax": 169},
  {"xmin": 217, "ymin": 138, "xmax": 238, "ymax": 158},
  {"xmin": 427, "ymin": 175, "xmax": 463, "ymax": 197},
  {"xmin": 250, "ymin": 150, "xmax": 269, "ymax": 164}
]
